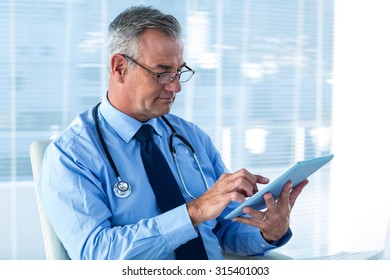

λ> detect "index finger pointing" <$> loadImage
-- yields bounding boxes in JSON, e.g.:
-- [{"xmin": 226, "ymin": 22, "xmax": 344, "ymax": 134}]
[{"xmin": 256, "ymin": 175, "xmax": 270, "ymax": 185}]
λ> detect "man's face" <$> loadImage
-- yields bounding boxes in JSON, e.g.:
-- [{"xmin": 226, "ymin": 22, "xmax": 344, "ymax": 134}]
[{"xmin": 122, "ymin": 29, "xmax": 185, "ymax": 122}]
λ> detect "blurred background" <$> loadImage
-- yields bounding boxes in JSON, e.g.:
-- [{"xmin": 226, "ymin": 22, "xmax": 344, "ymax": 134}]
[{"xmin": 1, "ymin": 0, "xmax": 389, "ymax": 260}]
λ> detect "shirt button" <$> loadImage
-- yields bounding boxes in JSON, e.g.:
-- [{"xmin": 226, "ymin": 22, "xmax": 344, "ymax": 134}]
[{"xmin": 261, "ymin": 243, "xmax": 266, "ymax": 248}]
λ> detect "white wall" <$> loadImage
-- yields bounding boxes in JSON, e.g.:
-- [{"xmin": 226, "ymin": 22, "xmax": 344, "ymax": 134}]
[{"xmin": 330, "ymin": 0, "xmax": 390, "ymax": 252}]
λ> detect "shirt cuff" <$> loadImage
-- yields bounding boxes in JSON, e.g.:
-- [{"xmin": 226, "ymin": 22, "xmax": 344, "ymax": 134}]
[
  {"xmin": 250, "ymin": 228, "xmax": 293, "ymax": 257},
  {"xmin": 156, "ymin": 204, "xmax": 198, "ymax": 252}
]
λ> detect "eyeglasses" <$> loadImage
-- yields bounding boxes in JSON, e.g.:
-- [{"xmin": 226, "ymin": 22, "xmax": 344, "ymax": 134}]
[{"xmin": 121, "ymin": 54, "xmax": 195, "ymax": 84}]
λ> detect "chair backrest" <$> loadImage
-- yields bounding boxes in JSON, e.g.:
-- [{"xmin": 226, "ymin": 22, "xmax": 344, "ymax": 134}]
[{"xmin": 30, "ymin": 140, "xmax": 71, "ymax": 260}]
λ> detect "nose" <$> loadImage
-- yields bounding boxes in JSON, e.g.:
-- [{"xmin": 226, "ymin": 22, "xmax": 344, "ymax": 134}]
[{"xmin": 164, "ymin": 76, "xmax": 182, "ymax": 93}]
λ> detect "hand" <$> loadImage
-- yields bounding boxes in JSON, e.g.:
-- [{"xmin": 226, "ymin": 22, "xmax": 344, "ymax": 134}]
[
  {"xmin": 186, "ymin": 169, "xmax": 269, "ymax": 227},
  {"xmin": 232, "ymin": 179, "xmax": 308, "ymax": 243}
]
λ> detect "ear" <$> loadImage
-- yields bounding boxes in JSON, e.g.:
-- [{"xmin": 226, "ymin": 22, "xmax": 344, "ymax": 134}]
[{"xmin": 110, "ymin": 54, "xmax": 127, "ymax": 83}]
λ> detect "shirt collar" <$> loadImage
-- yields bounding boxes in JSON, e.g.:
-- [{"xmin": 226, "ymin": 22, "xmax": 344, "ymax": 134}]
[{"xmin": 99, "ymin": 95, "xmax": 163, "ymax": 143}]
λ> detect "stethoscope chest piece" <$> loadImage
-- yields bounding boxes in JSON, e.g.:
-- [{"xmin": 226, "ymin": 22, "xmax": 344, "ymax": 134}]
[{"xmin": 113, "ymin": 180, "xmax": 132, "ymax": 198}]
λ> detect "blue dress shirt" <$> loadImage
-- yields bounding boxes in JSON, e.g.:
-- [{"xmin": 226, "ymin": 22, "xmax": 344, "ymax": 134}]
[{"xmin": 37, "ymin": 96, "xmax": 292, "ymax": 260}]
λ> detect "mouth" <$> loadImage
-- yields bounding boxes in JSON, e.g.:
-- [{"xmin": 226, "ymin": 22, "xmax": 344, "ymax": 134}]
[{"xmin": 159, "ymin": 95, "xmax": 175, "ymax": 104}]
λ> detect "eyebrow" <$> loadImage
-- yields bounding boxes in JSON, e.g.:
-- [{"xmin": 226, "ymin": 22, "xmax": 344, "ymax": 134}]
[{"xmin": 156, "ymin": 62, "xmax": 187, "ymax": 71}]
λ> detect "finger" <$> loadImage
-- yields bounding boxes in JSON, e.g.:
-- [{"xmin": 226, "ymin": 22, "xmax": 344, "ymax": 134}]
[
  {"xmin": 232, "ymin": 216, "xmax": 250, "ymax": 225},
  {"xmin": 235, "ymin": 177, "xmax": 256, "ymax": 197},
  {"xmin": 253, "ymin": 175, "xmax": 269, "ymax": 194},
  {"xmin": 253, "ymin": 183, "xmax": 259, "ymax": 194},
  {"xmin": 263, "ymin": 192, "xmax": 276, "ymax": 212},
  {"xmin": 228, "ymin": 170, "xmax": 259, "ymax": 196},
  {"xmin": 242, "ymin": 207, "xmax": 267, "ymax": 221},
  {"xmin": 214, "ymin": 175, "xmax": 253, "ymax": 201},
  {"xmin": 289, "ymin": 179, "xmax": 308, "ymax": 208},
  {"xmin": 238, "ymin": 169, "xmax": 259, "ymax": 186},
  {"xmin": 232, "ymin": 215, "xmax": 262, "ymax": 228},
  {"xmin": 277, "ymin": 180, "xmax": 293, "ymax": 205},
  {"xmin": 229, "ymin": 191, "xmax": 247, "ymax": 204},
  {"xmin": 255, "ymin": 175, "xmax": 270, "ymax": 185},
  {"xmin": 213, "ymin": 173, "xmax": 246, "ymax": 195},
  {"xmin": 236, "ymin": 169, "xmax": 270, "ymax": 190}
]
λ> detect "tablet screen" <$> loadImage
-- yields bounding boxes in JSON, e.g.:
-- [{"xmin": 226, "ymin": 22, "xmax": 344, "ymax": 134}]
[{"xmin": 223, "ymin": 154, "xmax": 334, "ymax": 219}]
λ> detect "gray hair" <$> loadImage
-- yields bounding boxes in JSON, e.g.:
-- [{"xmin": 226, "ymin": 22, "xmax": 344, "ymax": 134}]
[{"xmin": 107, "ymin": 5, "xmax": 182, "ymax": 70}]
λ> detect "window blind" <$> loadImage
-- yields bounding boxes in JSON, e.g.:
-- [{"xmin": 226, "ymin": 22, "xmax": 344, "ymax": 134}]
[{"xmin": 0, "ymin": 0, "xmax": 333, "ymax": 259}]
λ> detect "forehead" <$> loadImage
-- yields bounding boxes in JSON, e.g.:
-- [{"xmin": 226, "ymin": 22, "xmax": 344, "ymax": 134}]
[{"xmin": 138, "ymin": 29, "xmax": 184, "ymax": 67}]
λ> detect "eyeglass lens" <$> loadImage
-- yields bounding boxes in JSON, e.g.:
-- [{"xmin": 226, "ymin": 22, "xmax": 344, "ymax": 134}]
[{"xmin": 157, "ymin": 69, "xmax": 193, "ymax": 84}]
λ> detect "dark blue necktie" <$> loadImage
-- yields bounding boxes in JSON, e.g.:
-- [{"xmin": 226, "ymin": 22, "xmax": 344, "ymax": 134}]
[{"xmin": 134, "ymin": 124, "xmax": 208, "ymax": 260}]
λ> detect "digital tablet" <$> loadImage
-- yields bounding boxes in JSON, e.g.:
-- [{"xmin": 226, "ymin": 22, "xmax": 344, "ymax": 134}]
[{"xmin": 223, "ymin": 154, "xmax": 334, "ymax": 219}]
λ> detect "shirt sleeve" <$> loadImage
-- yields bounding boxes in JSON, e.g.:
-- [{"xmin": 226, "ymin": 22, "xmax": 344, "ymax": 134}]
[{"xmin": 37, "ymin": 135, "xmax": 197, "ymax": 260}]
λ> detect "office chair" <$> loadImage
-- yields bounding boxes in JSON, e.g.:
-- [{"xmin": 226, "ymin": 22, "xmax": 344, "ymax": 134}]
[
  {"xmin": 30, "ymin": 140, "xmax": 71, "ymax": 260},
  {"xmin": 29, "ymin": 140, "xmax": 291, "ymax": 260}
]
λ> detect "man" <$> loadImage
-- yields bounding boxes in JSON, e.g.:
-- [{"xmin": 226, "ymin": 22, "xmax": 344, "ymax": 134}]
[{"xmin": 38, "ymin": 5, "xmax": 308, "ymax": 260}]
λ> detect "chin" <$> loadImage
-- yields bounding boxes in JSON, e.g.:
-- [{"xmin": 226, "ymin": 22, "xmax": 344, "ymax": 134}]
[{"xmin": 161, "ymin": 103, "xmax": 173, "ymax": 115}]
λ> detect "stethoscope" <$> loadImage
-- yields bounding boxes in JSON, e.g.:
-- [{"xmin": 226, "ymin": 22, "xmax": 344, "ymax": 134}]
[{"xmin": 93, "ymin": 103, "xmax": 209, "ymax": 199}]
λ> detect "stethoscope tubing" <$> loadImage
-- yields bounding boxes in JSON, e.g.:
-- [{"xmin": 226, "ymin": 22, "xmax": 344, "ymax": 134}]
[
  {"xmin": 93, "ymin": 102, "xmax": 209, "ymax": 199},
  {"xmin": 93, "ymin": 103, "xmax": 121, "ymax": 182}
]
